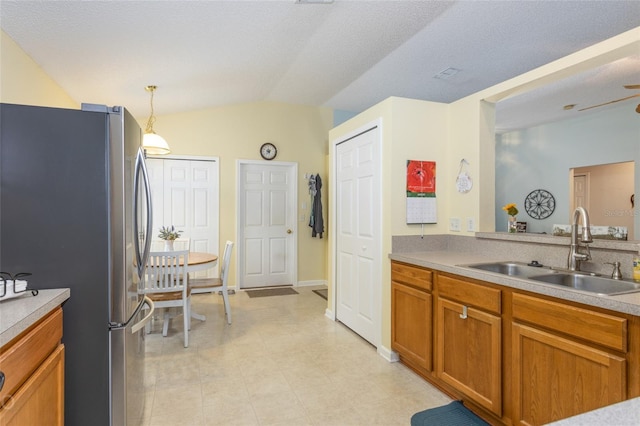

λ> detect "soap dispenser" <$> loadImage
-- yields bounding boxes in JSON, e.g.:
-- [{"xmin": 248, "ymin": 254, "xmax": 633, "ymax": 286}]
[{"xmin": 634, "ymin": 245, "xmax": 640, "ymax": 282}]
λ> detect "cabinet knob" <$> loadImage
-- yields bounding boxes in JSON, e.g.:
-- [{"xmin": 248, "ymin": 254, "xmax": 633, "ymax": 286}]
[
  {"xmin": 287, "ymin": 229, "xmax": 293, "ymax": 234},
  {"xmin": 0, "ymin": 371, "xmax": 4, "ymax": 391}
]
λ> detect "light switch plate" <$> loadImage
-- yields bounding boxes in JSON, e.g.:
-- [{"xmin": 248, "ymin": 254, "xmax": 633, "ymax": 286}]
[{"xmin": 466, "ymin": 217, "xmax": 475, "ymax": 232}]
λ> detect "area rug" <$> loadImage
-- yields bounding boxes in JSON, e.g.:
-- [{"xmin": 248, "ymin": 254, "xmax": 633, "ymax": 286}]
[
  {"xmin": 411, "ymin": 401, "xmax": 489, "ymax": 426},
  {"xmin": 312, "ymin": 288, "xmax": 328, "ymax": 300},
  {"xmin": 246, "ymin": 287, "xmax": 298, "ymax": 298}
]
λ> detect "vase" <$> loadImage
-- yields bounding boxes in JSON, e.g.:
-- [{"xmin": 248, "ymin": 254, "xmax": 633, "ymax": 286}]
[
  {"xmin": 164, "ymin": 240, "xmax": 175, "ymax": 251},
  {"xmin": 508, "ymin": 216, "xmax": 518, "ymax": 233}
]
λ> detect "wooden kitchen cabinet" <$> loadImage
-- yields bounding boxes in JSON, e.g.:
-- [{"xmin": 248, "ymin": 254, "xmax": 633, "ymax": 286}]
[
  {"xmin": 0, "ymin": 307, "xmax": 64, "ymax": 426},
  {"xmin": 435, "ymin": 274, "xmax": 502, "ymax": 416},
  {"xmin": 391, "ymin": 261, "xmax": 433, "ymax": 374},
  {"xmin": 511, "ymin": 293, "xmax": 627, "ymax": 426},
  {"xmin": 390, "ymin": 261, "xmax": 639, "ymax": 425}
]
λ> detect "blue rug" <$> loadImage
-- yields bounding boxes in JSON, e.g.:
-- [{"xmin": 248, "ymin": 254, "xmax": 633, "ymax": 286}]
[{"xmin": 411, "ymin": 401, "xmax": 489, "ymax": 426}]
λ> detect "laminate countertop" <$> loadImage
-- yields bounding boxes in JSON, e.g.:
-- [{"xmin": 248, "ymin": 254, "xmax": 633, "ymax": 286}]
[
  {"xmin": 0, "ymin": 288, "xmax": 70, "ymax": 347},
  {"xmin": 389, "ymin": 251, "xmax": 640, "ymax": 316},
  {"xmin": 546, "ymin": 397, "xmax": 640, "ymax": 425},
  {"xmin": 390, "ymin": 250, "xmax": 640, "ymax": 424}
]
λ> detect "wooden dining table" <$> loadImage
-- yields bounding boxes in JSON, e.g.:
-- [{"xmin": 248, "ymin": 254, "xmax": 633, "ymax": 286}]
[{"xmin": 183, "ymin": 252, "xmax": 218, "ymax": 272}]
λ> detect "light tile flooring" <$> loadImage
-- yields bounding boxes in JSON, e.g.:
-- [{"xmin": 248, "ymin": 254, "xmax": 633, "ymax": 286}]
[{"xmin": 141, "ymin": 286, "xmax": 451, "ymax": 426}]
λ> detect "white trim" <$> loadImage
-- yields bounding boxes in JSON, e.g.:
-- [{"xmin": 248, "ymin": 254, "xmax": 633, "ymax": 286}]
[
  {"xmin": 296, "ymin": 279, "xmax": 327, "ymax": 287},
  {"xmin": 147, "ymin": 154, "xmax": 219, "ymax": 162},
  {"xmin": 324, "ymin": 308, "xmax": 334, "ymax": 320},
  {"xmin": 377, "ymin": 345, "xmax": 400, "ymax": 363},
  {"xmin": 330, "ymin": 118, "xmax": 384, "ymax": 348},
  {"xmin": 236, "ymin": 159, "xmax": 298, "ymax": 290}
]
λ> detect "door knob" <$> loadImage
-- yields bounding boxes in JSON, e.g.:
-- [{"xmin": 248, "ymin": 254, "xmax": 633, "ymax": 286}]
[{"xmin": 287, "ymin": 229, "xmax": 292, "ymax": 234}]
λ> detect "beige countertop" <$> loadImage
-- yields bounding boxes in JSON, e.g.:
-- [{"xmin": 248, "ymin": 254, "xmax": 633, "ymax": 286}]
[
  {"xmin": 389, "ymin": 251, "xmax": 640, "ymax": 316},
  {"xmin": 546, "ymin": 397, "xmax": 640, "ymax": 425},
  {"xmin": 0, "ymin": 288, "xmax": 70, "ymax": 347}
]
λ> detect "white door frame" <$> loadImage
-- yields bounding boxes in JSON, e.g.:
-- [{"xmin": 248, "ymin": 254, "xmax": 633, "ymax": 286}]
[
  {"xmin": 330, "ymin": 119, "xmax": 383, "ymax": 348},
  {"xmin": 236, "ymin": 159, "xmax": 298, "ymax": 289}
]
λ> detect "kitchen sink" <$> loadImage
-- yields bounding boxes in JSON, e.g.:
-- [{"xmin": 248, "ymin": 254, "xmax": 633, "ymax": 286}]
[
  {"xmin": 529, "ymin": 273, "xmax": 640, "ymax": 296},
  {"xmin": 462, "ymin": 261, "xmax": 556, "ymax": 277}
]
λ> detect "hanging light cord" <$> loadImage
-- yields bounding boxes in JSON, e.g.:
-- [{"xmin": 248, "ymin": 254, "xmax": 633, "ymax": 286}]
[{"xmin": 145, "ymin": 86, "xmax": 157, "ymax": 134}]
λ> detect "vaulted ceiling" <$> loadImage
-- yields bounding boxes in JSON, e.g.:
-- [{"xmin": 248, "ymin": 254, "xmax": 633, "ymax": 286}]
[{"xmin": 1, "ymin": 1, "xmax": 639, "ymax": 130}]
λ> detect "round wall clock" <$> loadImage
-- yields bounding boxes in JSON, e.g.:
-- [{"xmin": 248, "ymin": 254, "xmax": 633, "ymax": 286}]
[
  {"xmin": 524, "ymin": 189, "xmax": 556, "ymax": 220},
  {"xmin": 260, "ymin": 142, "xmax": 277, "ymax": 160}
]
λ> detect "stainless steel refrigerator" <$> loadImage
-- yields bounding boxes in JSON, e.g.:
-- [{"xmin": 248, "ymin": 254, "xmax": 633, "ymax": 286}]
[{"xmin": 0, "ymin": 103, "xmax": 154, "ymax": 426}]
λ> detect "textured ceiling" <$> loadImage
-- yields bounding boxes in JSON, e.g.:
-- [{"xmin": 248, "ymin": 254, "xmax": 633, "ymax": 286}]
[{"xmin": 1, "ymin": 1, "xmax": 639, "ymax": 131}]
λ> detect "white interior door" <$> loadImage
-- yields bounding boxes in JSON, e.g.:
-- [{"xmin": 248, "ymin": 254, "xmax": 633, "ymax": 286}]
[
  {"xmin": 573, "ymin": 173, "xmax": 590, "ymax": 212},
  {"xmin": 238, "ymin": 161, "xmax": 297, "ymax": 289},
  {"xmin": 335, "ymin": 126, "xmax": 381, "ymax": 347},
  {"xmin": 147, "ymin": 157, "xmax": 219, "ymax": 278}
]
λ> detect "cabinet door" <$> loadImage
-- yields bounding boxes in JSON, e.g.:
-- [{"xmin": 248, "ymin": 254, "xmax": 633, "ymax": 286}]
[
  {"xmin": 436, "ymin": 297, "xmax": 502, "ymax": 416},
  {"xmin": 513, "ymin": 323, "xmax": 626, "ymax": 426},
  {"xmin": 0, "ymin": 344, "xmax": 64, "ymax": 426},
  {"xmin": 391, "ymin": 282, "xmax": 432, "ymax": 371}
]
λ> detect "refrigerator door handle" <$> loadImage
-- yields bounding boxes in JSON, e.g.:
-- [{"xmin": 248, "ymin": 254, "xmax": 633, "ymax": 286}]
[
  {"xmin": 134, "ymin": 147, "xmax": 153, "ymax": 279},
  {"xmin": 130, "ymin": 296, "xmax": 155, "ymax": 334},
  {"xmin": 109, "ymin": 295, "xmax": 150, "ymax": 331}
]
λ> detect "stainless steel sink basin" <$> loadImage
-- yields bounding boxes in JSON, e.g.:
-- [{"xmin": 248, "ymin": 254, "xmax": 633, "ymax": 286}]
[
  {"xmin": 529, "ymin": 273, "xmax": 640, "ymax": 295},
  {"xmin": 463, "ymin": 261, "xmax": 556, "ymax": 277}
]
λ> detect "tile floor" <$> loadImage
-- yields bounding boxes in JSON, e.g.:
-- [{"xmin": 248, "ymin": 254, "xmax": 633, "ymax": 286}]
[{"xmin": 141, "ymin": 286, "xmax": 451, "ymax": 426}]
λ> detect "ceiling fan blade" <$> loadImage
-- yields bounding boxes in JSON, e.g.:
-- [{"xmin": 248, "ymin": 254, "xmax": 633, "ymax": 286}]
[
  {"xmin": 624, "ymin": 84, "xmax": 640, "ymax": 89},
  {"xmin": 578, "ymin": 94, "xmax": 640, "ymax": 112}
]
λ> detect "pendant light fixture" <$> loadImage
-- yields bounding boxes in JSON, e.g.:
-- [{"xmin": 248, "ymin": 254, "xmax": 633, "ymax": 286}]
[{"xmin": 142, "ymin": 85, "xmax": 170, "ymax": 155}]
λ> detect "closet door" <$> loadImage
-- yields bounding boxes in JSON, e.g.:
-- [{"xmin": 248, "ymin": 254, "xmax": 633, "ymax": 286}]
[
  {"xmin": 147, "ymin": 158, "xmax": 219, "ymax": 277},
  {"xmin": 335, "ymin": 125, "xmax": 381, "ymax": 347}
]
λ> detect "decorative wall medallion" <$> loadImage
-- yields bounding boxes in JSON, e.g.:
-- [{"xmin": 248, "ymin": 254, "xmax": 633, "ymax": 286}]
[{"xmin": 524, "ymin": 189, "xmax": 555, "ymax": 220}]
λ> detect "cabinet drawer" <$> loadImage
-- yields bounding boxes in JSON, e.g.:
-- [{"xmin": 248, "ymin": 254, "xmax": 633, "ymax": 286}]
[
  {"xmin": 512, "ymin": 293, "xmax": 627, "ymax": 352},
  {"xmin": 0, "ymin": 307, "xmax": 63, "ymax": 405},
  {"xmin": 391, "ymin": 262, "xmax": 432, "ymax": 292},
  {"xmin": 437, "ymin": 274, "xmax": 501, "ymax": 314}
]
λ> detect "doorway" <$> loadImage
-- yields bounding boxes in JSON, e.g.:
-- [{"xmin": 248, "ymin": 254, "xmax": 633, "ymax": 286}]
[
  {"xmin": 332, "ymin": 123, "xmax": 381, "ymax": 347},
  {"xmin": 237, "ymin": 160, "xmax": 298, "ymax": 289},
  {"xmin": 146, "ymin": 156, "xmax": 219, "ymax": 277}
]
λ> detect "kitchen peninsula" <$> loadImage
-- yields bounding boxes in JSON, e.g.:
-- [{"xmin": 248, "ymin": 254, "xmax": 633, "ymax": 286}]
[{"xmin": 390, "ymin": 234, "xmax": 640, "ymax": 425}]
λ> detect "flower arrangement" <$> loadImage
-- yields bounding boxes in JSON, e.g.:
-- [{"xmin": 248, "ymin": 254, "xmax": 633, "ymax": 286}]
[
  {"xmin": 502, "ymin": 203, "xmax": 519, "ymax": 217},
  {"xmin": 158, "ymin": 225, "xmax": 182, "ymax": 241}
]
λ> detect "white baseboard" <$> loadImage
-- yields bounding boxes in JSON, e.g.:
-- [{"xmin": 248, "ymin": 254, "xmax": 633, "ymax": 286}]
[
  {"xmin": 377, "ymin": 345, "xmax": 400, "ymax": 363},
  {"xmin": 324, "ymin": 308, "xmax": 335, "ymax": 320},
  {"xmin": 296, "ymin": 279, "xmax": 327, "ymax": 287}
]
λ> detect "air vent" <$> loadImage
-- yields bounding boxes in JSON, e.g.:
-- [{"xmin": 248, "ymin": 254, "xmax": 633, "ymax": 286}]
[{"xmin": 433, "ymin": 68, "xmax": 461, "ymax": 80}]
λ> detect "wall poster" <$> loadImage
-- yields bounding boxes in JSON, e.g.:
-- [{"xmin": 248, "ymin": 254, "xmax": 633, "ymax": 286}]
[{"xmin": 406, "ymin": 160, "xmax": 437, "ymax": 224}]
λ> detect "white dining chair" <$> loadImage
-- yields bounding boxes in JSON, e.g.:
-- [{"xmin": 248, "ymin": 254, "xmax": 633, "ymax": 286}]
[
  {"xmin": 189, "ymin": 241, "xmax": 233, "ymax": 324},
  {"xmin": 143, "ymin": 250, "xmax": 191, "ymax": 347}
]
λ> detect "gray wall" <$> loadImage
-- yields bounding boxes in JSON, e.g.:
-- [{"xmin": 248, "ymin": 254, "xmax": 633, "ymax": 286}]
[{"xmin": 495, "ymin": 102, "xmax": 640, "ymax": 238}]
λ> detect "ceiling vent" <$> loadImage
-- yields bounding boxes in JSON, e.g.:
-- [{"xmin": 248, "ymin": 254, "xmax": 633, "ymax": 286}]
[{"xmin": 433, "ymin": 68, "xmax": 462, "ymax": 80}]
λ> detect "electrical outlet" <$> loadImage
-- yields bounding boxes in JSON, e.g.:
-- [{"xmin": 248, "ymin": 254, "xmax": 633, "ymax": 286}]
[
  {"xmin": 299, "ymin": 213, "xmax": 305, "ymax": 222},
  {"xmin": 449, "ymin": 217, "xmax": 461, "ymax": 232},
  {"xmin": 467, "ymin": 217, "xmax": 475, "ymax": 232}
]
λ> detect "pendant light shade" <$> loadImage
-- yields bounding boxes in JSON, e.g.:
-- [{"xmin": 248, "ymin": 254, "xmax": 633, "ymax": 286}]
[{"xmin": 142, "ymin": 85, "xmax": 170, "ymax": 155}]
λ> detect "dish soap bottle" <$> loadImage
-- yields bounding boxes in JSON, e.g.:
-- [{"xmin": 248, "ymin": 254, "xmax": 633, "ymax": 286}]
[{"xmin": 634, "ymin": 248, "xmax": 640, "ymax": 282}]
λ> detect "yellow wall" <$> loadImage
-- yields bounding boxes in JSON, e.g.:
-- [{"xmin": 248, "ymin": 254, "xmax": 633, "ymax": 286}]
[
  {"xmin": 328, "ymin": 27, "xmax": 639, "ymax": 351},
  {"xmin": 328, "ymin": 97, "xmax": 449, "ymax": 347},
  {"xmin": 147, "ymin": 102, "xmax": 333, "ymax": 286},
  {"xmin": 0, "ymin": 30, "xmax": 77, "ymax": 108},
  {"xmin": 1, "ymin": 31, "xmax": 332, "ymax": 288}
]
